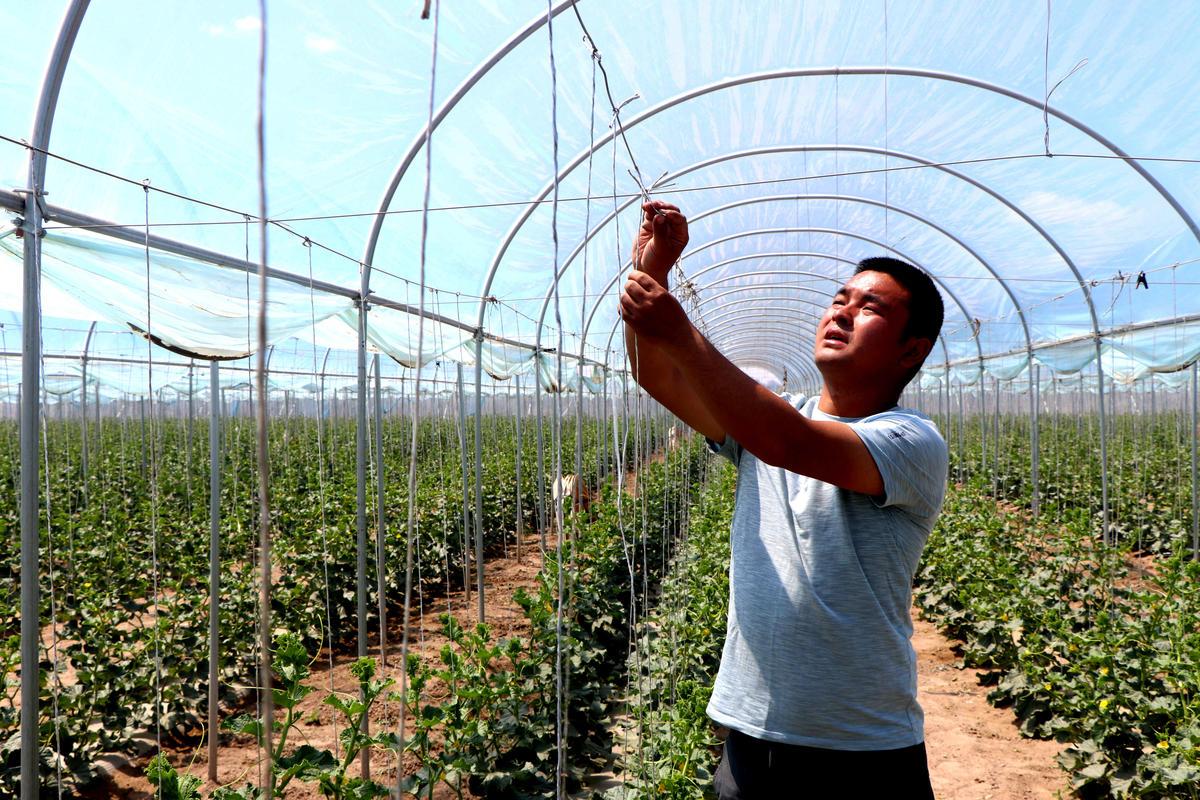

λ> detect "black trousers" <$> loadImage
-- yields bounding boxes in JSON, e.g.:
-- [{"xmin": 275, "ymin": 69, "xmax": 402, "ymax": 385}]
[{"xmin": 713, "ymin": 729, "xmax": 936, "ymax": 799}]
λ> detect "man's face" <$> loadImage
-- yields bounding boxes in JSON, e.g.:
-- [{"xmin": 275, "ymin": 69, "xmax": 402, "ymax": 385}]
[{"xmin": 813, "ymin": 270, "xmax": 918, "ymax": 380}]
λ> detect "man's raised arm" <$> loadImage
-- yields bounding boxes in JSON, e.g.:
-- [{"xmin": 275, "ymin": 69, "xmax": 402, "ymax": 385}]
[{"xmin": 622, "ymin": 202, "xmax": 725, "ymax": 443}]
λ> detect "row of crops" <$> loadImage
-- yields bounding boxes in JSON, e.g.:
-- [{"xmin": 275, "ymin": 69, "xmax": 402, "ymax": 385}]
[
  {"xmin": 0, "ymin": 406, "xmax": 680, "ymax": 796},
  {"xmin": 609, "ymin": 412, "xmax": 1200, "ymax": 800},
  {"xmin": 936, "ymin": 407, "xmax": 1198, "ymax": 555},
  {"xmin": 595, "ymin": 410, "xmax": 1200, "ymax": 798},
  {"xmin": 3, "ymin": 399, "xmax": 1198, "ymax": 798}
]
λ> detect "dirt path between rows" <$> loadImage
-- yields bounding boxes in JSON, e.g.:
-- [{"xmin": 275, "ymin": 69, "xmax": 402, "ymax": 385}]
[
  {"xmin": 916, "ymin": 613, "xmax": 1072, "ymax": 800},
  {"xmin": 92, "ymin": 526, "xmax": 1073, "ymax": 800}
]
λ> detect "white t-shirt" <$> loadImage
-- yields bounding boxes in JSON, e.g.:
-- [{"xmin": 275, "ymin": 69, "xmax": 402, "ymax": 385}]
[{"xmin": 707, "ymin": 394, "xmax": 948, "ymax": 750}]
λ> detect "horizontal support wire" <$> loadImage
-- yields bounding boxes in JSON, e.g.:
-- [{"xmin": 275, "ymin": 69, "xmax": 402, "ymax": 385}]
[{"xmin": 0, "ymin": 188, "xmax": 608, "ymax": 370}]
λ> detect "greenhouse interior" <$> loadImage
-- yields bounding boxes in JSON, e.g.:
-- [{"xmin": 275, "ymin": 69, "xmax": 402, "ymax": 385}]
[{"xmin": 3, "ymin": 1, "xmax": 1200, "ymax": 798}]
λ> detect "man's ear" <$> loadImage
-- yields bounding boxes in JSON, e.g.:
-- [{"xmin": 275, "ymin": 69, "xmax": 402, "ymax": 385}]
[{"xmin": 900, "ymin": 336, "xmax": 933, "ymax": 370}]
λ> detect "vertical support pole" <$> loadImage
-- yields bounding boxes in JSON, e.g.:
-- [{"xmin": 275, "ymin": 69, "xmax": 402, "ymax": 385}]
[
  {"xmin": 456, "ymin": 364, "xmax": 471, "ymax": 602},
  {"xmin": 993, "ymin": 376, "xmax": 1001, "ymax": 495},
  {"xmin": 956, "ymin": 382, "xmax": 965, "ymax": 483},
  {"xmin": 354, "ymin": 302, "xmax": 369, "ymax": 777},
  {"xmin": 188, "ymin": 361, "xmax": 195, "ymax": 509},
  {"xmin": 514, "ymin": 374, "xmax": 523, "ymax": 561},
  {"xmin": 978, "ymin": 366, "xmax": 986, "ymax": 478},
  {"xmin": 19, "ymin": 178, "xmax": 43, "ymax": 800},
  {"xmin": 1192, "ymin": 361, "xmax": 1198, "ymax": 560},
  {"xmin": 601, "ymin": 369, "xmax": 610, "ymax": 489},
  {"xmin": 472, "ymin": 336, "xmax": 485, "ymax": 622},
  {"xmin": 574, "ymin": 359, "xmax": 584, "ymax": 513},
  {"xmin": 1031, "ymin": 363, "xmax": 1040, "ymax": 518},
  {"xmin": 372, "ymin": 354, "xmax": 387, "ymax": 666},
  {"xmin": 140, "ymin": 396, "xmax": 148, "ymax": 476},
  {"xmin": 936, "ymin": 375, "xmax": 944, "ymax": 433},
  {"xmin": 1096, "ymin": 351, "xmax": 1111, "ymax": 546},
  {"xmin": 80, "ymin": 356, "xmax": 89, "ymax": 504},
  {"xmin": 207, "ymin": 360, "xmax": 221, "ymax": 781},
  {"xmin": 535, "ymin": 354, "xmax": 548, "ymax": 549}
]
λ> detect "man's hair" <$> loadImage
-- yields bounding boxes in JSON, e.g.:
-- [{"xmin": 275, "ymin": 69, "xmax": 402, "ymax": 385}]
[{"xmin": 854, "ymin": 256, "xmax": 944, "ymax": 344}]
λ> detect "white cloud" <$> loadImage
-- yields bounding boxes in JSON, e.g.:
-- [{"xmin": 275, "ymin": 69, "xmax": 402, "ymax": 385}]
[
  {"xmin": 305, "ymin": 35, "xmax": 340, "ymax": 54},
  {"xmin": 1020, "ymin": 190, "xmax": 1168, "ymax": 240},
  {"xmin": 202, "ymin": 16, "xmax": 260, "ymax": 37}
]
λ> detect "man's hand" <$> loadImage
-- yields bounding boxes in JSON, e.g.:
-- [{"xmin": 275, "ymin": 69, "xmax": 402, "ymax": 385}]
[
  {"xmin": 620, "ymin": 270, "xmax": 691, "ymax": 342},
  {"xmin": 632, "ymin": 201, "xmax": 688, "ymax": 280}
]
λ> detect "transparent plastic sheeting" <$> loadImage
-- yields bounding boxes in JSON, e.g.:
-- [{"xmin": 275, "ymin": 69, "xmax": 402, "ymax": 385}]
[
  {"xmin": 0, "ymin": 233, "xmax": 612, "ymax": 392},
  {"xmin": 2, "ymin": 2, "xmax": 1199, "ymax": 386},
  {"xmin": 917, "ymin": 367, "xmax": 1194, "ymax": 395},
  {"xmin": 924, "ymin": 318, "xmax": 1200, "ymax": 387}
]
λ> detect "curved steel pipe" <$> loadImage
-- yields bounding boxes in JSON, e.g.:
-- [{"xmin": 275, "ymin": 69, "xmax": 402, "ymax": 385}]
[
  {"xmin": 601, "ymin": 230, "xmax": 972, "ymax": 366},
  {"xmin": 494, "ymin": 67, "xmax": 1197, "ymax": 344},
  {"xmin": 21, "ymin": 2, "xmax": 92, "ymax": 797},
  {"xmin": 359, "ymin": 0, "xmax": 580, "ymax": 287}
]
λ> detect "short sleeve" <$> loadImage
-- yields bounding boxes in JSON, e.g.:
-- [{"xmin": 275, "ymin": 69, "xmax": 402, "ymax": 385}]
[
  {"xmin": 850, "ymin": 411, "xmax": 949, "ymax": 522},
  {"xmin": 706, "ymin": 434, "xmax": 743, "ymax": 465}
]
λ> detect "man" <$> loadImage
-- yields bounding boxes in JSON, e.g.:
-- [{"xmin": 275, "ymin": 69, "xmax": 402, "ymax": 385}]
[{"xmin": 620, "ymin": 201, "xmax": 948, "ymax": 799}]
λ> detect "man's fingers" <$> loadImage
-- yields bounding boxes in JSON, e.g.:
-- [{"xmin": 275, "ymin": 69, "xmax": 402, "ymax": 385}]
[
  {"xmin": 642, "ymin": 200, "xmax": 680, "ymax": 213},
  {"xmin": 627, "ymin": 270, "xmax": 660, "ymax": 289},
  {"xmin": 619, "ymin": 292, "xmax": 639, "ymax": 321},
  {"xmin": 623, "ymin": 278, "xmax": 650, "ymax": 302}
]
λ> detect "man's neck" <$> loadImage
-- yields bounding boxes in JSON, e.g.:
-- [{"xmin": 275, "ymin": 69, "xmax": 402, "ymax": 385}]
[{"xmin": 816, "ymin": 382, "xmax": 899, "ymax": 419}]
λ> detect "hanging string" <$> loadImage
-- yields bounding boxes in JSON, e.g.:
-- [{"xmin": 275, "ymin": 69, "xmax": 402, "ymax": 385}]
[
  {"xmin": 1042, "ymin": 0, "xmax": 1088, "ymax": 157},
  {"xmin": 570, "ymin": 5, "xmax": 655, "ymax": 205},
  {"xmin": 34, "ymin": 226, "xmax": 65, "ymax": 799},
  {"xmin": 602, "ymin": 88, "xmax": 645, "ymax": 787},
  {"xmin": 304, "ymin": 238, "xmax": 339, "ymax": 757},
  {"xmin": 252, "ymin": 1, "xmax": 274, "ymax": 792},
  {"xmin": 397, "ymin": 0, "xmax": 440, "ymax": 789},
  {"xmin": 142, "ymin": 180, "xmax": 165, "ymax": 778},
  {"xmin": 432, "ymin": 297, "xmax": 451, "ymax": 636},
  {"xmin": 545, "ymin": 3, "xmax": 570, "ymax": 796},
  {"xmin": 834, "ymin": 72, "xmax": 841, "ymax": 278},
  {"xmin": 883, "ymin": 0, "xmax": 890, "ymax": 246},
  {"xmin": 574, "ymin": 36, "xmax": 600, "ymax": 559}
]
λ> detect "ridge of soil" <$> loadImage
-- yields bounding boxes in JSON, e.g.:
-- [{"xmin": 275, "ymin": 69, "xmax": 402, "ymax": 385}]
[{"xmin": 91, "ymin": 493, "xmax": 1074, "ymax": 800}]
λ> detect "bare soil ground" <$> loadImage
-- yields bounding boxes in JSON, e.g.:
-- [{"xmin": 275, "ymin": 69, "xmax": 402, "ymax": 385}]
[
  {"xmin": 916, "ymin": 613, "xmax": 1072, "ymax": 800},
  {"xmin": 92, "ymin": 533, "xmax": 550, "ymax": 800},
  {"xmin": 92, "ymin": 522, "xmax": 1074, "ymax": 800}
]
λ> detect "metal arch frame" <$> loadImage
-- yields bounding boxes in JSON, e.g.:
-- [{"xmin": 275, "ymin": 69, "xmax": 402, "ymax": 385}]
[
  {"xmin": 600, "ymin": 231, "xmax": 975, "ymax": 369},
  {"xmin": 724, "ymin": 354, "xmax": 821, "ymax": 396},
  {"xmin": 712, "ymin": 333, "xmax": 822, "ymax": 387},
  {"xmin": 715, "ymin": 327, "xmax": 819, "ymax": 354},
  {"xmin": 679, "ymin": 239, "xmax": 974, "ymax": 365},
  {"xmin": 684, "ymin": 263, "xmax": 963, "ymax": 352},
  {"xmin": 701, "ymin": 305, "xmax": 823, "ymax": 331},
  {"xmin": 607, "ymin": 280, "xmax": 955, "ymax": 394},
  {"xmin": 570, "ymin": 178, "xmax": 1024, "ymax": 366},
  {"xmin": 702, "ymin": 308, "xmax": 818, "ymax": 337},
  {"xmin": 705, "ymin": 321, "xmax": 819, "ymax": 352},
  {"xmin": 607, "ymin": 284, "xmax": 955, "ymax": 380},
  {"xmin": 21, "ymin": 3, "xmax": 90, "ymax": 796},
  {"xmin": 562, "ymin": 143, "xmax": 1107, "ymax": 522},
  {"xmin": 535, "ymin": 149, "xmax": 1027, "ymax": 358},
  {"xmin": 490, "ymin": 68, "xmax": 1200, "ymax": 344},
  {"xmin": 647, "ymin": 276, "xmax": 956, "ymax": 380},
  {"xmin": 672, "ymin": 191, "xmax": 1030, "ymax": 356},
  {"xmin": 707, "ymin": 331, "xmax": 823, "ymax": 386},
  {"xmin": 720, "ymin": 347, "xmax": 819, "ymax": 388},
  {"xmin": 358, "ymin": 0, "xmax": 580, "ymax": 285}
]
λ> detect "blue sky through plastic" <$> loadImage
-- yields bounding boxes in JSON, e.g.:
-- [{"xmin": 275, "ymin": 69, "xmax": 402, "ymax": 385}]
[{"xmin": 2, "ymin": 0, "xmax": 1199, "ymax": 393}]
